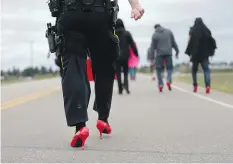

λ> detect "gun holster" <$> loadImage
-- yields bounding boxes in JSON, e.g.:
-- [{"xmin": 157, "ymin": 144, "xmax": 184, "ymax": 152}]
[
  {"xmin": 55, "ymin": 35, "xmax": 65, "ymax": 56},
  {"xmin": 107, "ymin": 0, "xmax": 119, "ymax": 31},
  {"xmin": 46, "ymin": 22, "xmax": 64, "ymax": 56},
  {"xmin": 46, "ymin": 23, "xmax": 57, "ymax": 53}
]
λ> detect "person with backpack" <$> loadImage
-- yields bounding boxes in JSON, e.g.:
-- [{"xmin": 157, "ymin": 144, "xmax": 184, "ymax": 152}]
[
  {"xmin": 185, "ymin": 17, "xmax": 217, "ymax": 93},
  {"xmin": 115, "ymin": 18, "xmax": 139, "ymax": 94}
]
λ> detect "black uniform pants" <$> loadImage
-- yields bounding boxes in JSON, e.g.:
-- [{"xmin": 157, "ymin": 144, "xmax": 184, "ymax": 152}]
[
  {"xmin": 57, "ymin": 10, "xmax": 119, "ymax": 126},
  {"xmin": 116, "ymin": 60, "xmax": 129, "ymax": 92}
]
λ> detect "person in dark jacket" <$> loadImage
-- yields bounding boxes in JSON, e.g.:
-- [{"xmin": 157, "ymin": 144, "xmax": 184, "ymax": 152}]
[
  {"xmin": 185, "ymin": 17, "xmax": 217, "ymax": 93},
  {"xmin": 149, "ymin": 24, "xmax": 179, "ymax": 92},
  {"xmin": 115, "ymin": 18, "xmax": 138, "ymax": 94}
]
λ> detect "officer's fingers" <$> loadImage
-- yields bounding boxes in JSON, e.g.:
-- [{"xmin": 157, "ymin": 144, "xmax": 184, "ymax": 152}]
[
  {"xmin": 136, "ymin": 14, "xmax": 142, "ymax": 20},
  {"xmin": 136, "ymin": 9, "xmax": 144, "ymax": 19},
  {"xmin": 134, "ymin": 11, "xmax": 141, "ymax": 20},
  {"xmin": 131, "ymin": 10, "xmax": 137, "ymax": 18},
  {"xmin": 131, "ymin": 11, "xmax": 137, "ymax": 20},
  {"xmin": 135, "ymin": 15, "xmax": 140, "ymax": 20},
  {"xmin": 139, "ymin": 8, "xmax": 145, "ymax": 16},
  {"xmin": 131, "ymin": 11, "xmax": 135, "ymax": 18}
]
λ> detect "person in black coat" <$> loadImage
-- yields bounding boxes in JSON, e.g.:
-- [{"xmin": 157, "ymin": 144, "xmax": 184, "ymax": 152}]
[
  {"xmin": 115, "ymin": 18, "xmax": 138, "ymax": 94},
  {"xmin": 185, "ymin": 17, "xmax": 217, "ymax": 93}
]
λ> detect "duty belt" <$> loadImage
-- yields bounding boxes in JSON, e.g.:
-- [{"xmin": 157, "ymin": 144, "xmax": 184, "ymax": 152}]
[{"xmin": 62, "ymin": 0, "xmax": 109, "ymax": 13}]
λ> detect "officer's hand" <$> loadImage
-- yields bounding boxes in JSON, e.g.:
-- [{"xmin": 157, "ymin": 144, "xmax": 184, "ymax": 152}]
[
  {"xmin": 131, "ymin": 5, "xmax": 145, "ymax": 20},
  {"xmin": 175, "ymin": 54, "xmax": 179, "ymax": 59}
]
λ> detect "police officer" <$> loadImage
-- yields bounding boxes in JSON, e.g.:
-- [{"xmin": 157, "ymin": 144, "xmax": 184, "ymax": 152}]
[{"xmin": 47, "ymin": 0, "xmax": 144, "ymax": 149}]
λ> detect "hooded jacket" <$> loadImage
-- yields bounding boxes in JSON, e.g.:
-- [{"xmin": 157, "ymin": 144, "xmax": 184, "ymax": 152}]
[
  {"xmin": 185, "ymin": 18, "xmax": 217, "ymax": 62},
  {"xmin": 115, "ymin": 19, "xmax": 138, "ymax": 61},
  {"xmin": 149, "ymin": 26, "xmax": 179, "ymax": 57}
]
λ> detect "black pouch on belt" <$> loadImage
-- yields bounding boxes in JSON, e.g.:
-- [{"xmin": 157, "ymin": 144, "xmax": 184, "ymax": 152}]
[
  {"xmin": 81, "ymin": 0, "xmax": 95, "ymax": 11},
  {"xmin": 64, "ymin": 0, "xmax": 77, "ymax": 10}
]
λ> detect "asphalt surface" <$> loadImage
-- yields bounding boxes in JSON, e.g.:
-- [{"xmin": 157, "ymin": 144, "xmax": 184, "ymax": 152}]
[{"xmin": 1, "ymin": 74, "xmax": 233, "ymax": 163}]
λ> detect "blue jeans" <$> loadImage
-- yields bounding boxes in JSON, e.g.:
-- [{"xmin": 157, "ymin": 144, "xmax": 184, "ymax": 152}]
[
  {"xmin": 192, "ymin": 58, "xmax": 211, "ymax": 87},
  {"xmin": 155, "ymin": 55, "xmax": 173, "ymax": 86},
  {"xmin": 129, "ymin": 67, "xmax": 137, "ymax": 78}
]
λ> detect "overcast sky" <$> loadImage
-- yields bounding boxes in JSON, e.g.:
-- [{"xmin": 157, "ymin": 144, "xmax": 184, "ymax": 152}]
[{"xmin": 1, "ymin": 0, "xmax": 233, "ymax": 70}]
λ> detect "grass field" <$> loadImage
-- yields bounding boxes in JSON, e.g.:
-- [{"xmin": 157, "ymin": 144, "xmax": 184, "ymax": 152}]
[
  {"xmin": 175, "ymin": 72, "xmax": 233, "ymax": 94},
  {"xmin": 1, "ymin": 74, "xmax": 58, "ymax": 85}
]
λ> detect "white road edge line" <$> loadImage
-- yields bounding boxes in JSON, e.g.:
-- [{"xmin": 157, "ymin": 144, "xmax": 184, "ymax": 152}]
[
  {"xmin": 172, "ymin": 84, "xmax": 233, "ymax": 109},
  {"xmin": 139, "ymin": 74, "xmax": 233, "ymax": 109}
]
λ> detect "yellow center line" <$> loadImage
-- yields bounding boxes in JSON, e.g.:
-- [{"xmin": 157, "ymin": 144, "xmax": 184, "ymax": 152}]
[{"xmin": 1, "ymin": 86, "xmax": 61, "ymax": 110}]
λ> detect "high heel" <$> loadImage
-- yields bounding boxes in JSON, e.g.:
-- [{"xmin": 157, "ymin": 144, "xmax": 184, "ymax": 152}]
[
  {"xmin": 159, "ymin": 85, "xmax": 163, "ymax": 92},
  {"xmin": 96, "ymin": 120, "xmax": 112, "ymax": 139},
  {"xmin": 70, "ymin": 127, "xmax": 89, "ymax": 149},
  {"xmin": 166, "ymin": 82, "xmax": 172, "ymax": 91},
  {"xmin": 206, "ymin": 86, "xmax": 210, "ymax": 94},
  {"xmin": 193, "ymin": 86, "xmax": 198, "ymax": 92}
]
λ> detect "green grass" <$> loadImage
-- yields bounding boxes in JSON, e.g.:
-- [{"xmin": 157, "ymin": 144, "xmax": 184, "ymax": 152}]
[
  {"xmin": 1, "ymin": 74, "xmax": 58, "ymax": 85},
  {"xmin": 175, "ymin": 73, "xmax": 233, "ymax": 94},
  {"xmin": 1, "ymin": 76, "xmax": 24, "ymax": 85},
  {"xmin": 33, "ymin": 74, "xmax": 58, "ymax": 80}
]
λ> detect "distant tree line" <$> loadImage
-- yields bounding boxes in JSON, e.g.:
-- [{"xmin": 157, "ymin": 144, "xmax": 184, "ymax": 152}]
[{"xmin": 1, "ymin": 66, "xmax": 59, "ymax": 78}]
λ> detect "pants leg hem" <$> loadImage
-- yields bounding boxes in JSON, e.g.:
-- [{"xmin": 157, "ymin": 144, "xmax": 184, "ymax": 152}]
[{"xmin": 67, "ymin": 118, "xmax": 89, "ymax": 127}]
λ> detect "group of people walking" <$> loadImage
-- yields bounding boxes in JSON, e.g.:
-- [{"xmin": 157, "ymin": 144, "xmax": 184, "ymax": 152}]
[
  {"xmin": 50, "ymin": 0, "xmax": 216, "ymax": 148},
  {"xmin": 48, "ymin": 0, "xmax": 144, "ymax": 149},
  {"xmin": 54, "ymin": 18, "xmax": 140, "ymax": 96},
  {"xmin": 55, "ymin": 17, "xmax": 217, "ymax": 95},
  {"xmin": 148, "ymin": 17, "xmax": 217, "ymax": 93}
]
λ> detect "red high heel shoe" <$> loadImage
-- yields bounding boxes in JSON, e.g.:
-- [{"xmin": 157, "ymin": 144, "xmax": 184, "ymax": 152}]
[
  {"xmin": 96, "ymin": 120, "xmax": 112, "ymax": 139},
  {"xmin": 193, "ymin": 86, "xmax": 198, "ymax": 92},
  {"xmin": 206, "ymin": 86, "xmax": 210, "ymax": 94},
  {"xmin": 70, "ymin": 127, "xmax": 89, "ymax": 149},
  {"xmin": 166, "ymin": 82, "xmax": 172, "ymax": 91},
  {"xmin": 159, "ymin": 86, "xmax": 163, "ymax": 92}
]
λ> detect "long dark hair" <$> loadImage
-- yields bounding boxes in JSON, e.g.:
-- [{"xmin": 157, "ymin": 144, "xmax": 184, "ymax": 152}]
[{"xmin": 191, "ymin": 17, "xmax": 211, "ymax": 36}]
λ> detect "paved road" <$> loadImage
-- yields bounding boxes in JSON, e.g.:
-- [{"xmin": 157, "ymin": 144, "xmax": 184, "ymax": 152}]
[{"xmin": 1, "ymin": 75, "xmax": 233, "ymax": 163}]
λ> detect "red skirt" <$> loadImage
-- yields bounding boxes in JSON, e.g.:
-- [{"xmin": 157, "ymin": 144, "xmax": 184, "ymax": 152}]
[{"xmin": 87, "ymin": 58, "xmax": 94, "ymax": 81}]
